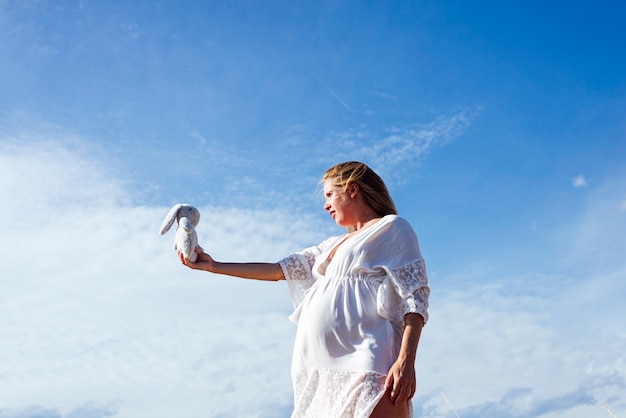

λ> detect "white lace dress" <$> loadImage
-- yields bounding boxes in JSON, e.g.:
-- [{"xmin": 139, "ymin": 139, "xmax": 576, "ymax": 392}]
[{"xmin": 278, "ymin": 215, "xmax": 430, "ymax": 418}]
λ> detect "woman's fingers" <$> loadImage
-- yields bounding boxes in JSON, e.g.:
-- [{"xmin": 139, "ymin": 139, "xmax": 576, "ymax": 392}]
[
  {"xmin": 388, "ymin": 372, "xmax": 416, "ymax": 404},
  {"xmin": 392, "ymin": 381, "xmax": 405, "ymax": 403},
  {"xmin": 178, "ymin": 251, "xmax": 192, "ymax": 266},
  {"xmin": 392, "ymin": 382, "xmax": 412, "ymax": 404}
]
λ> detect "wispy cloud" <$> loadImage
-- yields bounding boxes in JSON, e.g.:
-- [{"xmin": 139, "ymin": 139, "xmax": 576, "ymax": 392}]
[
  {"xmin": 0, "ymin": 131, "xmax": 130, "ymax": 220},
  {"xmin": 558, "ymin": 172, "xmax": 626, "ymax": 273},
  {"xmin": 372, "ymin": 90, "xmax": 399, "ymax": 100},
  {"xmin": 326, "ymin": 86, "xmax": 353, "ymax": 111},
  {"xmin": 450, "ymin": 373, "xmax": 625, "ymax": 418},
  {"xmin": 412, "ymin": 274, "xmax": 626, "ymax": 417},
  {"xmin": 0, "ymin": 403, "xmax": 117, "ymax": 418},
  {"xmin": 572, "ymin": 174, "xmax": 588, "ymax": 188},
  {"xmin": 323, "ymin": 107, "xmax": 480, "ymax": 183},
  {"xmin": 316, "ymin": 78, "xmax": 353, "ymax": 112}
]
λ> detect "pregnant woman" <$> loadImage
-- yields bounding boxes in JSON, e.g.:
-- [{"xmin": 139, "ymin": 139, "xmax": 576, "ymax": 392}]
[{"xmin": 180, "ymin": 161, "xmax": 430, "ymax": 418}]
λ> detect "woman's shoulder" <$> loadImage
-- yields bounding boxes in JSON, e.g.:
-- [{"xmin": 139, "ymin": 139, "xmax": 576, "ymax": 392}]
[
  {"xmin": 368, "ymin": 215, "xmax": 422, "ymax": 266},
  {"xmin": 379, "ymin": 214, "xmax": 419, "ymax": 244},
  {"xmin": 382, "ymin": 214, "xmax": 414, "ymax": 232}
]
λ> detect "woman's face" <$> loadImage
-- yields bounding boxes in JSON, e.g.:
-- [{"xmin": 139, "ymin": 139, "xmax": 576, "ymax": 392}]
[{"xmin": 323, "ymin": 179, "xmax": 355, "ymax": 227}]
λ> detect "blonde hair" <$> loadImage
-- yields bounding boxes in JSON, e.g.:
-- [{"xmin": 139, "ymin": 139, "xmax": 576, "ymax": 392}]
[{"xmin": 322, "ymin": 161, "xmax": 397, "ymax": 216}]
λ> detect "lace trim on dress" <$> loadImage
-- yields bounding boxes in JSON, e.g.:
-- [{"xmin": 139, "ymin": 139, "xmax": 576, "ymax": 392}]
[
  {"xmin": 279, "ymin": 252, "xmax": 315, "ymax": 308},
  {"xmin": 292, "ymin": 367, "xmax": 387, "ymax": 418},
  {"xmin": 378, "ymin": 258, "xmax": 430, "ymax": 326}
]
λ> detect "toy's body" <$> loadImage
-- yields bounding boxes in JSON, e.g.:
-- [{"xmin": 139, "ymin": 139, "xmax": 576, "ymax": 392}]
[{"xmin": 160, "ymin": 204, "xmax": 203, "ymax": 262}]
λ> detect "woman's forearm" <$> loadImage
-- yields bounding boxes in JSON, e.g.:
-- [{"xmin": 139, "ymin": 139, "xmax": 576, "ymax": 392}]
[
  {"xmin": 180, "ymin": 251, "xmax": 285, "ymax": 282},
  {"xmin": 398, "ymin": 313, "xmax": 424, "ymax": 362},
  {"xmin": 211, "ymin": 261, "xmax": 285, "ymax": 282}
]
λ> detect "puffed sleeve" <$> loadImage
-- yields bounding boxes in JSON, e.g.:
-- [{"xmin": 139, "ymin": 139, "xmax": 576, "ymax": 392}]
[
  {"xmin": 375, "ymin": 217, "xmax": 430, "ymax": 327},
  {"xmin": 378, "ymin": 258, "xmax": 430, "ymax": 326},
  {"xmin": 278, "ymin": 248, "xmax": 317, "ymax": 310}
]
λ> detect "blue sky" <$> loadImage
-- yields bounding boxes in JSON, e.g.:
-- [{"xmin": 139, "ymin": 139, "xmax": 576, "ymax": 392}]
[{"xmin": 1, "ymin": 1, "xmax": 625, "ymax": 417}]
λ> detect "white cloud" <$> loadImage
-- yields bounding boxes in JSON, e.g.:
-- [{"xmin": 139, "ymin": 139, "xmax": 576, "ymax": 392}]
[
  {"xmin": 322, "ymin": 107, "xmax": 480, "ymax": 184},
  {"xmin": 0, "ymin": 403, "xmax": 116, "ymax": 418},
  {"xmin": 415, "ymin": 275, "xmax": 626, "ymax": 417},
  {"xmin": 572, "ymin": 174, "xmax": 588, "ymax": 188},
  {"xmin": 558, "ymin": 173, "xmax": 626, "ymax": 273},
  {"xmin": 1, "ymin": 134, "xmax": 625, "ymax": 418},
  {"xmin": 0, "ymin": 135, "xmax": 323, "ymax": 417},
  {"xmin": 0, "ymin": 130, "xmax": 130, "ymax": 220}
]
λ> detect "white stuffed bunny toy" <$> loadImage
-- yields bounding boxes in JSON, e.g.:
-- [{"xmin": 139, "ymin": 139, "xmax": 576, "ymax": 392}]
[{"xmin": 160, "ymin": 204, "xmax": 204, "ymax": 262}]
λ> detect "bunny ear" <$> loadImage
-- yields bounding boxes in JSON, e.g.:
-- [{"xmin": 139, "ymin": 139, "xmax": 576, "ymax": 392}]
[{"xmin": 159, "ymin": 204, "xmax": 182, "ymax": 235}]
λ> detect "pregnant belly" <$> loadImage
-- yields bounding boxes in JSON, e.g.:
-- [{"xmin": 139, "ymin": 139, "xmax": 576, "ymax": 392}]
[{"xmin": 294, "ymin": 278, "xmax": 395, "ymax": 372}]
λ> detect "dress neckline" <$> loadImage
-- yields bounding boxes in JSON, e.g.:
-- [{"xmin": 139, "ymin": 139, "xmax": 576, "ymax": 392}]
[{"xmin": 317, "ymin": 215, "xmax": 392, "ymax": 275}]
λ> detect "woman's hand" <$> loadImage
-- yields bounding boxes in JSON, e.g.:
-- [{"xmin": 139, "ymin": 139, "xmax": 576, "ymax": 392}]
[
  {"xmin": 179, "ymin": 248, "xmax": 214, "ymax": 272},
  {"xmin": 385, "ymin": 356, "xmax": 416, "ymax": 404}
]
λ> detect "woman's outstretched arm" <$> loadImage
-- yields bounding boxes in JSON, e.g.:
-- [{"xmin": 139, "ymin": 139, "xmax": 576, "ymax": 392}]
[{"xmin": 179, "ymin": 249, "xmax": 285, "ymax": 282}]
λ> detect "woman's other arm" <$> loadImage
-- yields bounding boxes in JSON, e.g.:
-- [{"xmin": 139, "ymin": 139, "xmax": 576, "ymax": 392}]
[
  {"xmin": 179, "ymin": 249, "xmax": 285, "ymax": 282},
  {"xmin": 385, "ymin": 312, "xmax": 424, "ymax": 404}
]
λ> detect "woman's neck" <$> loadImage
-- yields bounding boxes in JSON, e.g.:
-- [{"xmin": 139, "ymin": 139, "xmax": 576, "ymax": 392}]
[{"xmin": 353, "ymin": 214, "xmax": 382, "ymax": 232}]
